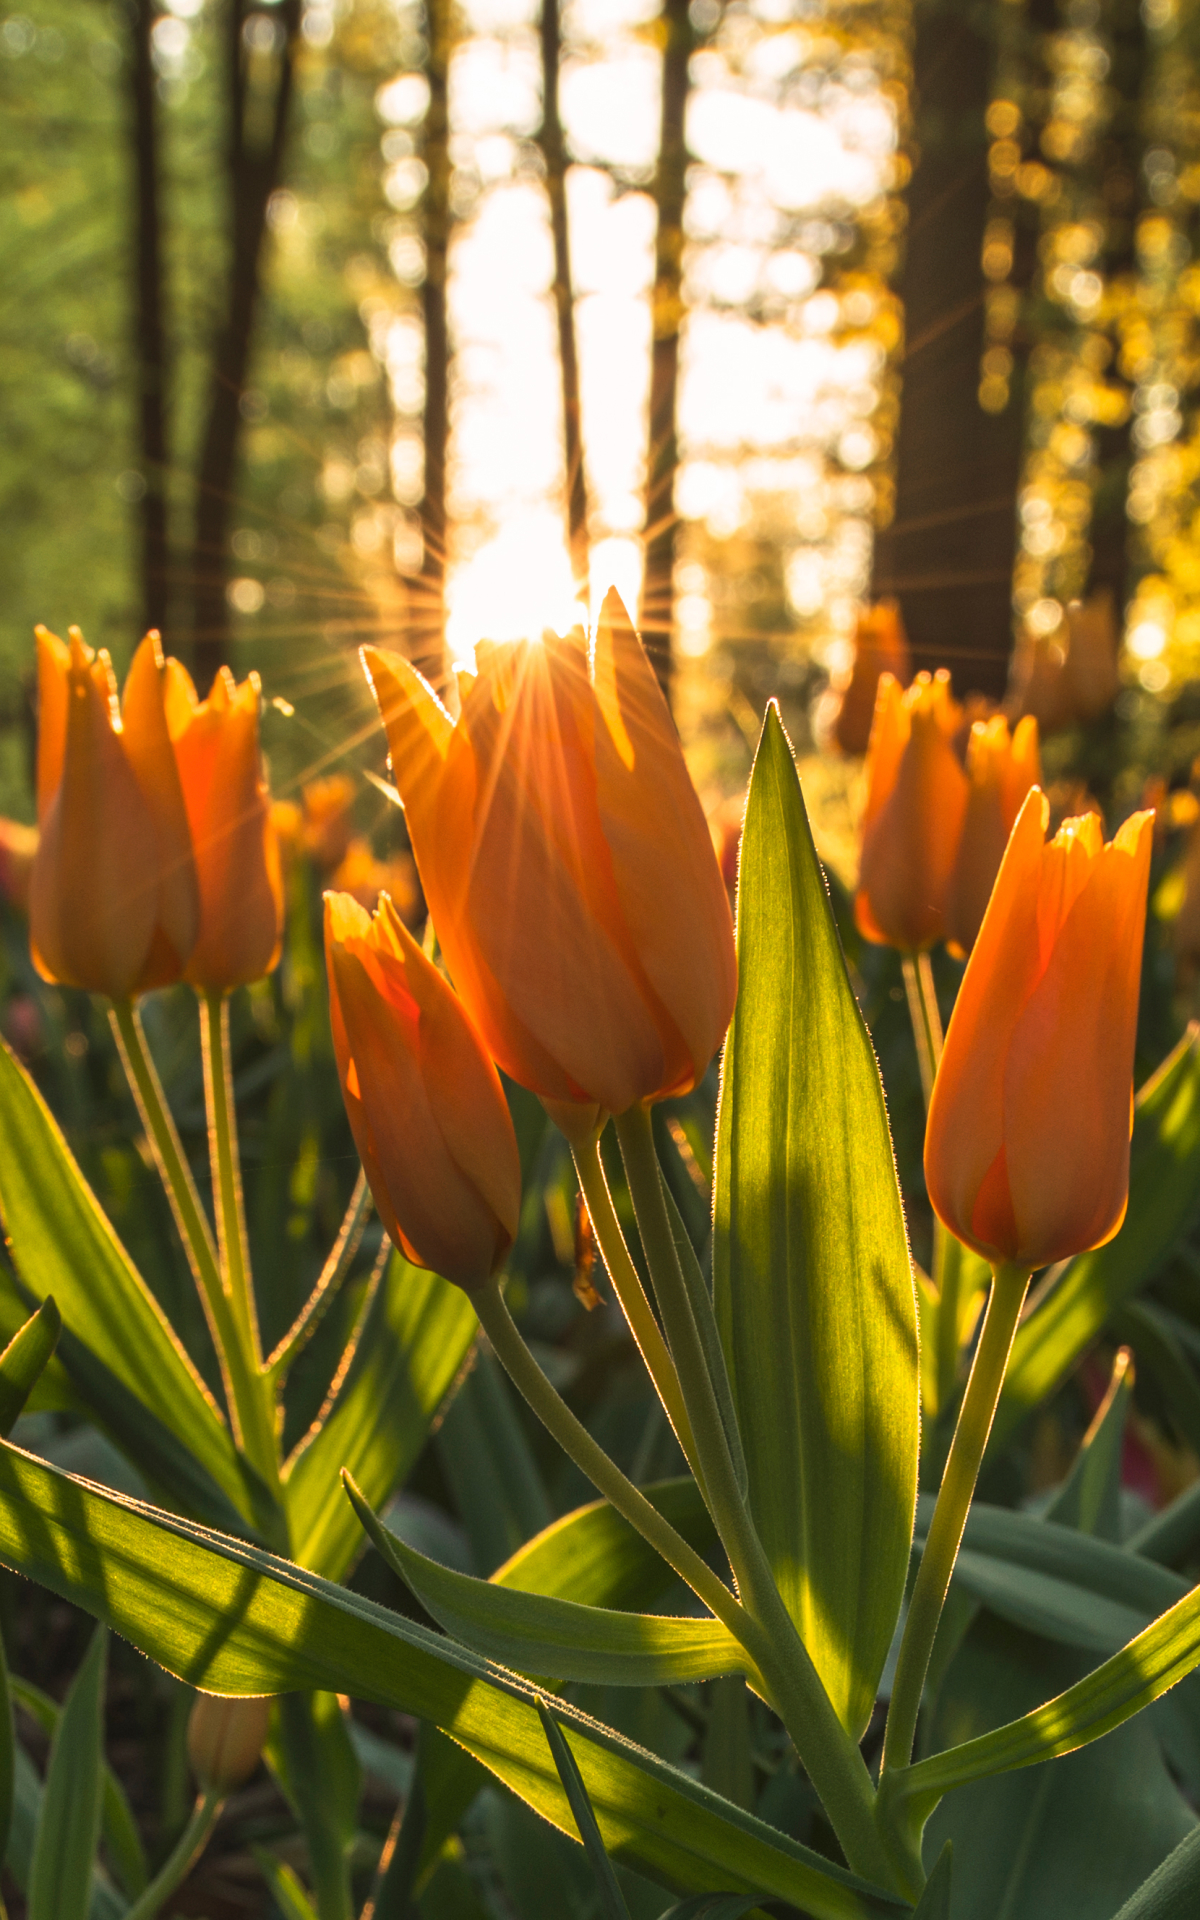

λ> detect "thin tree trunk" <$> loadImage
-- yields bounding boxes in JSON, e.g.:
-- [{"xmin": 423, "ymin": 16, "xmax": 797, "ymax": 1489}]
[
  {"xmin": 539, "ymin": 0, "xmax": 589, "ymax": 606},
  {"xmin": 129, "ymin": 0, "xmax": 170, "ymax": 639},
  {"xmin": 409, "ymin": 0, "xmax": 452, "ymax": 690},
  {"xmin": 190, "ymin": 0, "xmax": 301, "ymax": 692},
  {"xmin": 639, "ymin": 0, "xmax": 694, "ymax": 693},
  {"xmin": 872, "ymin": 0, "xmax": 1021, "ymax": 703}
]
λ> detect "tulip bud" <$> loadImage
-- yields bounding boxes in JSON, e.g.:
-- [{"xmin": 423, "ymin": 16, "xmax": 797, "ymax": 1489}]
[
  {"xmin": 30, "ymin": 627, "xmax": 199, "ymax": 998},
  {"xmin": 187, "ymin": 1692, "xmax": 270, "ymax": 1794},
  {"xmin": 0, "ymin": 819, "xmax": 38, "ymax": 914},
  {"xmin": 944, "ymin": 714, "xmax": 1040, "ymax": 956},
  {"xmin": 325, "ymin": 890, "xmax": 521, "ymax": 1290},
  {"xmin": 855, "ymin": 670, "xmax": 968, "ymax": 952},
  {"xmin": 165, "ymin": 663, "xmax": 283, "ymax": 989},
  {"xmin": 926, "ymin": 790, "xmax": 1153, "ymax": 1270},
  {"xmin": 361, "ymin": 590, "xmax": 736, "ymax": 1122},
  {"xmin": 833, "ymin": 599, "xmax": 911, "ymax": 756}
]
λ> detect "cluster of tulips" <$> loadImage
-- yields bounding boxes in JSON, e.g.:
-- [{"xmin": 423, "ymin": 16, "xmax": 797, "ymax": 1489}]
[{"xmin": 26, "ymin": 593, "xmax": 1154, "ymax": 1312}]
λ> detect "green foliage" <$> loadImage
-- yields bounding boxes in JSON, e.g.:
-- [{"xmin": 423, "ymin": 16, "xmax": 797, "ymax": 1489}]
[
  {"xmin": 714, "ymin": 703, "xmax": 918, "ymax": 1741},
  {"xmin": 28, "ymin": 1626, "xmax": 107, "ymax": 1920}
]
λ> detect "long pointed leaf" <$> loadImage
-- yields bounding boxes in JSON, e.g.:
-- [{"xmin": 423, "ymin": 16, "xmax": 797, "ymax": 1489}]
[
  {"xmin": 0, "ymin": 1041, "xmax": 251, "ymax": 1522},
  {"xmin": 0, "ymin": 1440, "xmax": 903, "ymax": 1920},
  {"xmin": 347, "ymin": 1476, "xmax": 755, "ymax": 1688},
  {"xmin": 1111, "ymin": 1829, "xmax": 1200, "ymax": 1919},
  {"xmin": 0, "ymin": 1300, "xmax": 61, "ymax": 1436},
  {"xmin": 28, "ymin": 1626, "xmax": 107, "ymax": 1920},
  {"xmin": 714, "ymin": 704, "xmax": 918, "ymax": 1740},
  {"xmin": 537, "ymin": 1698, "xmax": 633, "ymax": 1920}
]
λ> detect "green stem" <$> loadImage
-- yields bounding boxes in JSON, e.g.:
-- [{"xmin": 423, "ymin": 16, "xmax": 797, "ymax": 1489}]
[
  {"xmin": 882, "ymin": 1261, "xmax": 1031, "ymax": 1777},
  {"xmin": 933, "ymin": 1227, "xmax": 964, "ymax": 1418},
  {"xmin": 572, "ymin": 1137, "xmax": 700, "ymax": 1485},
  {"xmin": 901, "ymin": 952, "xmax": 942, "ymax": 1113},
  {"xmin": 199, "ymin": 990, "xmax": 280, "ymax": 1495},
  {"xmin": 612, "ymin": 1106, "xmax": 896, "ymax": 1894},
  {"xmin": 264, "ymin": 1170, "xmax": 372, "ymax": 1379},
  {"xmin": 123, "ymin": 1791, "xmax": 222, "ymax": 1920},
  {"xmin": 111, "ymin": 1000, "xmax": 264, "ymax": 1471}
]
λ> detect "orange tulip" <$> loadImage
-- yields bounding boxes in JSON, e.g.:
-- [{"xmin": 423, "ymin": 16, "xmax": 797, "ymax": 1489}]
[
  {"xmin": 30, "ymin": 627, "xmax": 199, "ymax": 998},
  {"xmin": 165, "ymin": 663, "xmax": 283, "ymax": 989},
  {"xmin": 361, "ymin": 589, "xmax": 737, "ymax": 1126},
  {"xmin": 944, "ymin": 714, "xmax": 1040, "ymax": 956},
  {"xmin": 325, "ymin": 891, "xmax": 520, "ymax": 1289},
  {"xmin": 0, "ymin": 819, "xmax": 38, "ymax": 914},
  {"xmin": 187, "ymin": 1693, "xmax": 271, "ymax": 1793},
  {"xmin": 855, "ymin": 670, "xmax": 968, "ymax": 951},
  {"xmin": 926, "ymin": 790, "xmax": 1153, "ymax": 1270},
  {"xmin": 834, "ymin": 599, "xmax": 911, "ymax": 756}
]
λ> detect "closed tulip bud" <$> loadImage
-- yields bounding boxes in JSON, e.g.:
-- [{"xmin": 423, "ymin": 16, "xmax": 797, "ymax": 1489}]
[
  {"xmin": 855, "ymin": 670, "xmax": 969, "ymax": 952},
  {"xmin": 833, "ymin": 599, "xmax": 911, "ymax": 756},
  {"xmin": 945, "ymin": 714, "xmax": 1040, "ymax": 956},
  {"xmin": 361, "ymin": 590, "xmax": 736, "ymax": 1123},
  {"xmin": 165, "ymin": 663, "xmax": 283, "ymax": 989},
  {"xmin": 325, "ymin": 890, "xmax": 521, "ymax": 1289},
  {"xmin": 30, "ymin": 627, "xmax": 199, "ymax": 998},
  {"xmin": 0, "ymin": 819, "xmax": 38, "ymax": 914},
  {"xmin": 926, "ymin": 790, "xmax": 1153, "ymax": 1270},
  {"xmin": 187, "ymin": 1692, "xmax": 270, "ymax": 1794}
]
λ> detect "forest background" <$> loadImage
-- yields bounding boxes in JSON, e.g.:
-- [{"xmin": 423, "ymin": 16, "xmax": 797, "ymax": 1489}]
[{"xmin": 8, "ymin": 0, "xmax": 1197, "ymax": 848}]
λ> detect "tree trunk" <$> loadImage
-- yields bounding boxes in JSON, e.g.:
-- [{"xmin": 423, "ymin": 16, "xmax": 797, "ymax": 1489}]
[
  {"xmin": 540, "ymin": 0, "xmax": 589, "ymax": 607},
  {"xmin": 129, "ymin": 0, "xmax": 170, "ymax": 640},
  {"xmin": 190, "ymin": 0, "xmax": 301, "ymax": 693},
  {"xmin": 639, "ymin": 0, "xmax": 694, "ymax": 692},
  {"xmin": 408, "ymin": 0, "xmax": 453, "ymax": 690},
  {"xmin": 872, "ymin": 0, "xmax": 1020, "ymax": 703}
]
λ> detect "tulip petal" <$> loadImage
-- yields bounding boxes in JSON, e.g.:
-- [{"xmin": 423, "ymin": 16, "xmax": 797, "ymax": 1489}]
[
  {"xmin": 857, "ymin": 676, "xmax": 968, "ymax": 951},
  {"xmin": 1004, "ymin": 812, "xmax": 1152, "ymax": 1264},
  {"xmin": 591, "ymin": 591, "xmax": 736, "ymax": 1091},
  {"xmin": 34, "ymin": 626, "xmax": 71, "ymax": 824},
  {"xmin": 121, "ymin": 634, "xmax": 199, "ymax": 986},
  {"xmin": 458, "ymin": 638, "xmax": 668, "ymax": 1114},
  {"xmin": 30, "ymin": 642, "xmax": 159, "ymax": 997},
  {"xmin": 925, "ymin": 790, "xmax": 1048, "ymax": 1256},
  {"xmin": 859, "ymin": 675, "xmax": 907, "ymax": 834}
]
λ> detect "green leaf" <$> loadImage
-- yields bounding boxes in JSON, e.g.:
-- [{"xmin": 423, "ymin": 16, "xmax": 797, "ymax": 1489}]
[
  {"xmin": 0, "ymin": 1620, "xmax": 12, "ymax": 1869},
  {"xmin": 994, "ymin": 1029, "xmax": 1200, "ymax": 1452},
  {"xmin": 368, "ymin": 1724, "xmax": 427, "ymax": 1918},
  {"xmin": 655, "ymin": 1900, "xmax": 763, "ymax": 1920},
  {"xmin": 11, "ymin": 1675, "xmax": 147, "ymax": 1897},
  {"xmin": 0, "ymin": 1040, "xmax": 252, "ymax": 1524},
  {"xmin": 28, "ymin": 1625, "xmax": 107, "ymax": 1920},
  {"xmin": 537, "ymin": 1698, "xmax": 633, "ymax": 1920},
  {"xmin": 914, "ymin": 1497, "xmax": 1191, "ymax": 1656},
  {"xmin": 435, "ymin": 1346, "xmax": 552, "ymax": 1574},
  {"xmin": 920, "ymin": 1616, "xmax": 1194, "ymax": 1920},
  {"xmin": 283, "ymin": 1252, "xmax": 476, "ymax": 1580},
  {"xmin": 1044, "ymin": 1349, "xmax": 1132, "ymax": 1541},
  {"xmin": 492, "ymin": 1476, "xmax": 715, "ymax": 1608},
  {"xmin": 254, "ymin": 1848, "xmax": 322, "ymax": 1920},
  {"xmin": 272, "ymin": 1692, "xmax": 360, "ymax": 1920},
  {"xmin": 1113, "ymin": 1302, "xmax": 1200, "ymax": 1458},
  {"xmin": 702, "ymin": 1678, "xmax": 753, "ymax": 1814},
  {"xmin": 713, "ymin": 703, "xmax": 919, "ymax": 1741},
  {"xmin": 8, "ymin": 1745, "xmax": 124, "ymax": 1920},
  {"xmin": 0, "ymin": 1441, "xmax": 903, "ymax": 1920},
  {"xmin": 1112, "ymin": 1829, "xmax": 1200, "ymax": 1918},
  {"xmin": 346, "ymin": 1476, "xmax": 755, "ymax": 1688},
  {"xmin": 897, "ymin": 1564, "xmax": 1200, "ymax": 1822},
  {"xmin": 0, "ymin": 1300, "xmax": 62, "ymax": 1437},
  {"xmin": 910, "ymin": 1846, "xmax": 951, "ymax": 1920}
]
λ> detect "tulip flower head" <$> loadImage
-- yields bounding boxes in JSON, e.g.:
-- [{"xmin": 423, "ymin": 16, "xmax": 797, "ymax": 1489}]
[
  {"xmin": 855, "ymin": 670, "xmax": 968, "ymax": 952},
  {"xmin": 165, "ymin": 663, "xmax": 283, "ymax": 989},
  {"xmin": 945, "ymin": 714, "xmax": 1040, "ymax": 956},
  {"xmin": 926, "ymin": 790, "xmax": 1153, "ymax": 1270},
  {"xmin": 31, "ymin": 627, "xmax": 199, "ymax": 998},
  {"xmin": 361, "ymin": 590, "xmax": 736, "ymax": 1128},
  {"xmin": 325, "ymin": 890, "xmax": 521, "ymax": 1290},
  {"xmin": 834, "ymin": 599, "xmax": 911, "ymax": 756},
  {"xmin": 187, "ymin": 1693, "xmax": 271, "ymax": 1794}
]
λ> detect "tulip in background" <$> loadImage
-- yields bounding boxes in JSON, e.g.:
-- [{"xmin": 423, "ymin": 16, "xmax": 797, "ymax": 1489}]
[
  {"xmin": 362, "ymin": 588, "xmax": 736, "ymax": 1133},
  {"xmin": 855, "ymin": 670, "xmax": 968, "ymax": 953},
  {"xmin": 325, "ymin": 889, "xmax": 521, "ymax": 1289},
  {"xmin": 927, "ymin": 789, "xmax": 1153, "ymax": 1269},
  {"xmin": 833, "ymin": 597, "xmax": 911, "ymax": 756},
  {"xmin": 165, "ymin": 660, "xmax": 283, "ymax": 990},
  {"xmin": 944, "ymin": 713, "xmax": 1040, "ymax": 956},
  {"xmin": 30, "ymin": 626, "xmax": 199, "ymax": 998}
]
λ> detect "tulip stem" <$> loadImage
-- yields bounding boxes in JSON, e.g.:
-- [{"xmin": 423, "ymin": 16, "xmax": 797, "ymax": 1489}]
[
  {"xmin": 881, "ymin": 1260, "xmax": 1031, "ymax": 1778},
  {"xmin": 473, "ymin": 1275, "xmax": 899, "ymax": 1892},
  {"xmin": 122, "ymin": 1791, "xmax": 222, "ymax": 1920},
  {"xmin": 110, "ymin": 1001, "xmax": 270, "ymax": 1484},
  {"xmin": 263, "ymin": 1170, "xmax": 372, "ymax": 1380},
  {"xmin": 901, "ymin": 953, "xmax": 943, "ymax": 1111},
  {"xmin": 199, "ymin": 990, "xmax": 281, "ymax": 1498},
  {"xmin": 572, "ymin": 1137, "xmax": 702, "ymax": 1487}
]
